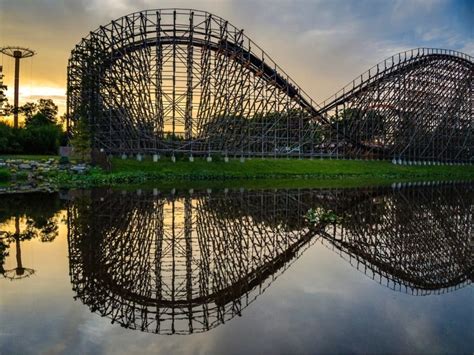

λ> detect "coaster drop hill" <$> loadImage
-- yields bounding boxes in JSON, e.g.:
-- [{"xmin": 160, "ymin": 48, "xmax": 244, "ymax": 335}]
[{"xmin": 67, "ymin": 9, "xmax": 473, "ymax": 164}]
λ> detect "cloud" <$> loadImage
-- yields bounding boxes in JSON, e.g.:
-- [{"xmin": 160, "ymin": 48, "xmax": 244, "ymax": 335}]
[
  {"xmin": 0, "ymin": 0, "xmax": 471, "ymax": 115},
  {"xmin": 460, "ymin": 41, "xmax": 474, "ymax": 55}
]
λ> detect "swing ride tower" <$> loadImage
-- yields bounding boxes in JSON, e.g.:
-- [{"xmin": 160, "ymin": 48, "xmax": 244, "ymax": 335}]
[{"xmin": 0, "ymin": 46, "xmax": 36, "ymax": 128}]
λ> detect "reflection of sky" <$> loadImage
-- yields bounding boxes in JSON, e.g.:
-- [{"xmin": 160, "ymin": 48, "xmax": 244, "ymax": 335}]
[{"xmin": 0, "ymin": 215, "xmax": 472, "ymax": 354}]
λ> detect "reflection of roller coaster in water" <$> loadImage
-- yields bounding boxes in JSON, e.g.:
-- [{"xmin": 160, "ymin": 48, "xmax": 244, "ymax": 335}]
[{"xmin": 67, "ymin": 183, "xmax": 472, "ymax": 334}]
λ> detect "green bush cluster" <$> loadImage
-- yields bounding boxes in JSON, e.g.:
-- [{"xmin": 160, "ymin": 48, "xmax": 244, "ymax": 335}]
[
  {"xmin": 0, "ymin": 168, "xmax": 11, "ymax": 182},
  {"xmin": 0, "ymin": 99, "xmax": 67, "ymax": 154},
  {"xmin": 0, "ymin": 121, "xmax": 66, "ymax": 154}
]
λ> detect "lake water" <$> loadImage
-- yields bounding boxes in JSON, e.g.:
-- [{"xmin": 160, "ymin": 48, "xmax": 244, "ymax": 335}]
[{"xmin": 0, "ymin": 183, "xmax": 472, "ymax": 354}]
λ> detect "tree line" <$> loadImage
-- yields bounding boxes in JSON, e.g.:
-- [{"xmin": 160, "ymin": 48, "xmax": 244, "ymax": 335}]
[{"xmin": 0, "ymin": 99, "xmax": 67, "ymax": 154}]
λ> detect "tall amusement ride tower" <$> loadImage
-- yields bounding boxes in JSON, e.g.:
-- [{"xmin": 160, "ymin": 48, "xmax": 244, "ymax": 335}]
[{"xmin": 0, "ymin": 46, "xmax": 36, "ymax": 128}]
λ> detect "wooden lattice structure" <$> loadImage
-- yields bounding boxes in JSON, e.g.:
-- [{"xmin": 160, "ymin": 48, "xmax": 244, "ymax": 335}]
[
  {"xmin": 67, "ymin": 9, "xmax": 473, "ymax": 163},
  {"xmin": 319, "ymin": 49, "xmax": 474, "ymax": 162}
]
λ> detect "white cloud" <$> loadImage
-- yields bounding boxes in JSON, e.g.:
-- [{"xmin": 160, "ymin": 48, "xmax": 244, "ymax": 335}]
[
  {"xmin": 460, "ymin": 41, "xmax": 474, "ymax": 55},
  {"xmin": 0, "ymin": 0, "xmax": 471, "ymax": 112}
]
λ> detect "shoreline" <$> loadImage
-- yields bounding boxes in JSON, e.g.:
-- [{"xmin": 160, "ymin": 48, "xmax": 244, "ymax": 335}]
[{"xmin": 1, "ymin": 155, "xmax": 473, "ymax": 192}]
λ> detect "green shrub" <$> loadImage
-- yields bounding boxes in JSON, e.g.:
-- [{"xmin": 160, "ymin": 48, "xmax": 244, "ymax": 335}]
[
  {"xmin": 0, "ymin": 120, "xmax": 65, "ymax": 154},
  {"xmin": 15, "ymin": 171, "xmax": 28, "ymax": 181},
  {"xmin": 22, "ymin": 124, "xmax": 62, "ymax": 154},
  {"xmin": 70, "ymin": 118, "xmax": 91, "ymax": 163},
  {"xmin": 0, "ymin": 169, "xmax": 11, "ymax": 182},
  {"xmin": 0, "ymin": 121, "xmax": 23, "ymax": 153}
]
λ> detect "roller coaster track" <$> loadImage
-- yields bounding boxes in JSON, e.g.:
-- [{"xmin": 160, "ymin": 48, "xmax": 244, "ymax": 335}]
[
  {"xmin": 97, "ymin": 38, "xmax": 320, "ymax": 118},
  {"xmin": 68, "ymin": 9, "xmax": 473, "ymax": 162},
  {"xmin": 319, "ymin": 48, "xmax": 473, "ymax": 111},
  {"xmin": 317, "ymin": 48, "xmax": 473, "ymax": 160}
]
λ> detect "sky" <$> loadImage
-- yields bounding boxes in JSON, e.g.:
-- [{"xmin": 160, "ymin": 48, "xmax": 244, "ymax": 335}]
[{"xmin": 0, "ymin": 0, "xmax": 472, "ymax": 117}]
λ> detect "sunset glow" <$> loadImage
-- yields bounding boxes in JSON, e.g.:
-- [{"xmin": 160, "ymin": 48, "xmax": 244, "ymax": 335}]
[{"xmin": 0, "ymin": 0, "xmax": 472, "ymax": 121}]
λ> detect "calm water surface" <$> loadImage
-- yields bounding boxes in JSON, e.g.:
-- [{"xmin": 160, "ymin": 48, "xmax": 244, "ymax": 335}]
[{"xmin": 0, "ymin": 183, "xmax": 472, "ymax": 354}]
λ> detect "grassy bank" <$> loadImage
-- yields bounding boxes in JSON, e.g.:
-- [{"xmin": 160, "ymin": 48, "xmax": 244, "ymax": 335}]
[
  {"xmin": 1, "ymin": 154, "xmax": 473, "ymax": 189},
  {"xmin": 112, "ymin": 157, "xmax": 473, "ymax": 177},
  {"xmin": 51, "ymin": 157, "xmax": 474, "ymax": 188}
]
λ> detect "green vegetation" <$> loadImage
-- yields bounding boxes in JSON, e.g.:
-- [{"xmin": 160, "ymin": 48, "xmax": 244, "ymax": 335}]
[
  {"xmin": 0, "ymin": 153, "xmax": 472, "ymax": 190},
  {"xmin": 0, "ymin": 99, "xmax": 66, "ymax": 154},
  {"xmin": 49, "ymin": 157, "xmax": 474, "ymax": 189},
  {"xmin": 0, "ymin": 122, "xmax": 64, "ymax": 154},
  {"xmin": 111, "ymin": 156, "xmax": 474, "ymax": 178},
  {"xmin": 69, "ymin": 117, "xmax": 91, "ymax": 162},
  {"xmin": 305, "ymin": 207, "xmax": 341, "ymax": 225},
  {"xmin": 0, "ymin": 168, "xmax": 10, "ymax": 182},
  {"xmin": 330, "ymin": 107, "xmax": 385, "ymax": 144}
]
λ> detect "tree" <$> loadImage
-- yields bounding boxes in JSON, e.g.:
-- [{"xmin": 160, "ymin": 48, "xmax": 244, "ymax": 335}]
[
  {"xmin": 22, "ymin": 123, "xmax": 63, "ymax": 154},
  {"xmin": 0, "ymin": 121, "xmax": 22, "ymax": 153},
  {"xmin": 21, "ymin": 99, "xmax": 58, "ymax": 126},
  {"xmin": 0, "ymin": 88, "xmax": 7, "ymax": 116},
  {"xmin": 25, "ymin": 112, "xmax": 51, "ymax": 127},
  {"xmin": 20, "ymin": 102, "xmax": 38, "ymax": 122},
  {"xmin": 37, "ymin": 99, "xmax": 58, "ymax": 123},
  {"xmin": 0, "ymin": 69, "xmax": 7, "ymax": 116},
  {"xmin": 70, "ymin": 117, "xmax": 92, "ymax": 162},
  {"xmin": 1, "ymin": 103, "xmax": 13, "ymax": 117},
  {"xmin": 0, "ymin": 237, "xmax": 8, "ymax": 275},
  {"xmin": 331, "ymin": 108, "xmax": 386, "ymax": 144},
  {"xmin": 0, "ymin": 98, "xmax": 65, "ymax": 154}
]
